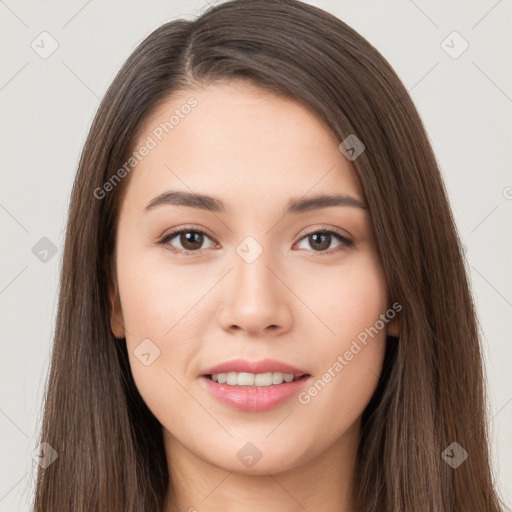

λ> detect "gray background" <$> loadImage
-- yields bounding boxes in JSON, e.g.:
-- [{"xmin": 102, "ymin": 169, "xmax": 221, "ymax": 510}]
[{"xmin": 1, "ymin": 0, "xmax": 511, "ymax": 510}]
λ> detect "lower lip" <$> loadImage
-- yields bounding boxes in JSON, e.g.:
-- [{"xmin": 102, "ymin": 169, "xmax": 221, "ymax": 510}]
[{"xmin": 200, "ymin": 375, "xmax": 311, "ymax": 412}]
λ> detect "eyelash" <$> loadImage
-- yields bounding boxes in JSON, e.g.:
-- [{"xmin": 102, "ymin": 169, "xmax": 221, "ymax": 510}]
[{"xmin": 157, "ymin": 225, "xmax": 354, "ymax": 257}]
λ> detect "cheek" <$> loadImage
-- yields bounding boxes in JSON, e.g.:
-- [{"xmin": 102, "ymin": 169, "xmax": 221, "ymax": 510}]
[
  {"xmin": 115, "ymin": 240, "xmax": 211, "ymax": 420},
  {"xmin": 295, "ymin": 252, "xmax": 389, "ymax": 424},
  {"xmin": 114, "ymin": 241, "xmax": 175, "ymax": 394},
  {"xmin": 306, "ymin": 249, "xmax": 389, "ymax": 350},
  {"xmin": 116, "ymin": 241, "xmax": 190, "ymax": 339}
]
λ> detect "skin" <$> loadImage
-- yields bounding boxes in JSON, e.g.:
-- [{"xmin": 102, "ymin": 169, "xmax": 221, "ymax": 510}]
[{"xmin": 109, "ymin": 80, "xmax": 399, "ymax": 512}]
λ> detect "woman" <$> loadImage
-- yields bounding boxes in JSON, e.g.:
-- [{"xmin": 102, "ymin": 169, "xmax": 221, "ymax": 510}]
[{"xmin": 32, "ymin": 0, "xmax": 506, "ymax": 510}]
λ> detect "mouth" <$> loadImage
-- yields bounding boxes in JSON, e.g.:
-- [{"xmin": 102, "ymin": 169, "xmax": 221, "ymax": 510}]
[
  {"xmin": 204, "ymin": 371, "xmax": 310, "ymax": 387},
  {"xmin": 200, "ymin": 358, "xmax": 309, "ymax": 383},
  {"xmin": 199, "ymin": 359, "xmax": 311, "ymax": 411},
  {"xmin": 200, "ymin": 371, "xmax": 312, "ymax": 412}
]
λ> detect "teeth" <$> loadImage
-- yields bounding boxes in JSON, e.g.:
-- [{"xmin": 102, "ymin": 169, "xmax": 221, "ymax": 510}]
[{"xmin": 211, "ymin": 371, "xmax": 298, "ymax": 386}]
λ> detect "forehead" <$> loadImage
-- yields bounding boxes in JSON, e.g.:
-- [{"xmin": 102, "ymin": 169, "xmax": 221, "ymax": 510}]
[{"xmin": 123, "ymin": 81, "xmax": 364, "ymax": 212}]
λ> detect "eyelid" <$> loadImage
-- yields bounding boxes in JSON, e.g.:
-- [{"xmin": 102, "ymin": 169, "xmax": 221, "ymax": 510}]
[
  {"xmin": 293, "ymin": 225, "xmax": 354, "ymax": 255},
  {"xmin": 298, "ymin": 224, "xmax": 354, "ymax": 241},
  {"xmin": 160, "ymin": 224, "xmax": 216, "ymax": 241}
]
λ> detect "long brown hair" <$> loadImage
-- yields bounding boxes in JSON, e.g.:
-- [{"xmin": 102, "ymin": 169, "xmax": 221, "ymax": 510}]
[{"xmin": 33, "ymin": 1, "xmax": 505, "ymax": 510}]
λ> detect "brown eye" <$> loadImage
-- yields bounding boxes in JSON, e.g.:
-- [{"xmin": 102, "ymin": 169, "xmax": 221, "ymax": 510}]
[
  {"xmin": 158, "ymin": 227, "xmax": 216, "ymax": 255},
  {"xmin": 296, "ymin": 229, "xmax": 353, "ymax": 254}
]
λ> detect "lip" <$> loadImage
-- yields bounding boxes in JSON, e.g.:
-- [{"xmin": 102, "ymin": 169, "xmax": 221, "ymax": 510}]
[
  {"xmin": 200, "ymin": 374, "xmax": 312, "ymax": 412},
  {"xmin": 199, "ymin": 358, "xmax": 311, "ymax": 412},
  {"xmin": 201, "ymin": 358, "xmax": 308, "ymax": 377}
]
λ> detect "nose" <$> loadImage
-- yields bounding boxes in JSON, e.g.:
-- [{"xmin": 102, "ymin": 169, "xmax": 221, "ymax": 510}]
[{"xmin": 216, "ymin": 249, "xmax": 293, "ymax": 337}]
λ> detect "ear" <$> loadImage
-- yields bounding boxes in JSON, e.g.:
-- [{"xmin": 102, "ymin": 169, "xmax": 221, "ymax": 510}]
[
  {"xmin": 386, "ymin": 310, "xmax": 400, "ymax": 338},
  {"xmin": 108, "ymin": 259, "xmax": 125, "ymax": 339}
]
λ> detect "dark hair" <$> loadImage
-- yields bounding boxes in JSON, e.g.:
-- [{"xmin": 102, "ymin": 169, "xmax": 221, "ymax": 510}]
[{"xmin": 33, "ymin": 1, "xmax": 505, "ymax": 510}]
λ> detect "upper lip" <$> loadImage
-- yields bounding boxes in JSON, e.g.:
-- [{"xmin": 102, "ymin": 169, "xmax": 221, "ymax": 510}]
[{"xmin": 201, "ymin": 358, "xmax": 308, "ymax": 377}]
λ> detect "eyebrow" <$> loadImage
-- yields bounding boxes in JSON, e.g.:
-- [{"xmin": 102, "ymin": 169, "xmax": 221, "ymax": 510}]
[{"xmin": 144, "ymin": 190, "xmax": 367, "ymax": 214}]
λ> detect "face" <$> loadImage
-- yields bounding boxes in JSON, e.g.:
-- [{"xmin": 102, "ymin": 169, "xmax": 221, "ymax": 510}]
[{"xmin": 109, "ymin": 80, "xmax": 399, "ymax": 475}]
